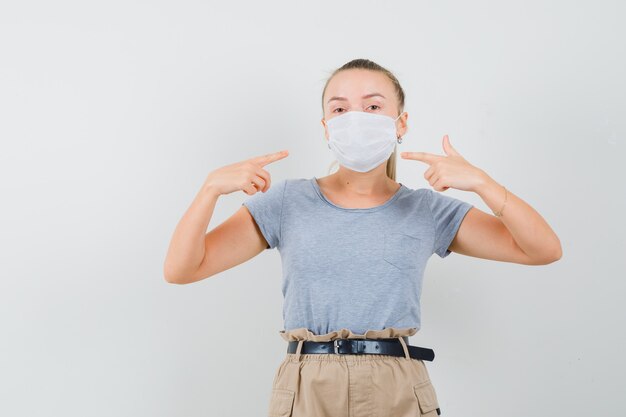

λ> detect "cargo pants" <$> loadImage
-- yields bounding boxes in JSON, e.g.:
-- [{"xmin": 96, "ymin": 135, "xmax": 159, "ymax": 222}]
[{"xmin": 267, "ymin": 326, "xmax": 441, "ymax": 417}]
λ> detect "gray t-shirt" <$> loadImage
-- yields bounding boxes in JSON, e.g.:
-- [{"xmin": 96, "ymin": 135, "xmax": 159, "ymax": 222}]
[{"xmin": 241, "ymin": 177, "xmax": 473, "ymax": 335}]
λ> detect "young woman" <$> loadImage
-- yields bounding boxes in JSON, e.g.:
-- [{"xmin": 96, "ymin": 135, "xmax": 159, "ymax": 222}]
[{"xmin": 164, "ymin": 59, "xmax": 562, "ymax": 417}]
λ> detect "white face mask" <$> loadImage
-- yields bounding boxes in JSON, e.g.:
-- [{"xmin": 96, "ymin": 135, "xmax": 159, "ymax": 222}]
[{"xmin": 324, "ymin": 111, "xmax": 404, "ymax": 173}]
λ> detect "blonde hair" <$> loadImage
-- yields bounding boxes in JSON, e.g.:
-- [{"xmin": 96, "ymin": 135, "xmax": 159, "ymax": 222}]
[{"xmin": 321, "ymin": 59, "xmax": 406, "ymax": 181}]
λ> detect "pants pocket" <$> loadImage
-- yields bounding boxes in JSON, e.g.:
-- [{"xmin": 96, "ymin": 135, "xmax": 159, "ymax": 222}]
[
  {"xmin": 413, "ymin": 379, "xmax": 441, "ymax": 416},
  {"xmin": 268, "ymin": 388, "xmax": 295, "ymax": 417}
]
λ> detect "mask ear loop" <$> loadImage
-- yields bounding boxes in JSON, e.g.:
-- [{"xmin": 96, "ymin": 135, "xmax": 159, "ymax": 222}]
[{"xmin": 324, "ymin": 118, "xmax": 331, "ymax": 149}]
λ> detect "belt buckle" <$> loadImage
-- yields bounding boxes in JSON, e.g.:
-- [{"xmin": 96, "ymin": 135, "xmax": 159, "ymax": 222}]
[
  {"xmin": 333, "ymin": 339, "xmax": 341, "ymax": 354},
  {"xmin": 333, "ymin": 339, "xmax": 365, "ymax": 354}
]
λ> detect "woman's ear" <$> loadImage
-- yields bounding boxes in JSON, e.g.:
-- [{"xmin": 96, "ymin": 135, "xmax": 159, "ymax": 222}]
[
  {"xmin": 397, "ymin": 112, "xmax": 408, "ymax": 138},
  {"xmin": 321, "ymin": 118, "xmax": 329, "ymax": 140}
]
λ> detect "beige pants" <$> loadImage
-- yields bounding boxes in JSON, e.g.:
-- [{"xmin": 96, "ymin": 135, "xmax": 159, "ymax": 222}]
[{"xmin": 268, "ymin": 327, "xmax": 441, "ymax": 417}]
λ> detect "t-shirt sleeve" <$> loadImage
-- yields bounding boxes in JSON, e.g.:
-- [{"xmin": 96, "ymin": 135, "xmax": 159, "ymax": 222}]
[
  {"xmin": 241, "ymin": 179, "xmax": 287, "ymax": 250},
  {"xmin": 428, "ymin": 189, "xmax": 474, "ymax": 258}
]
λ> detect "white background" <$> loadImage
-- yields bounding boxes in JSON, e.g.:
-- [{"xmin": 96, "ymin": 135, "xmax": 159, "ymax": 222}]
[{"xmin": 1, "ymin": 1, "xmax": 624, "ymax": 416}]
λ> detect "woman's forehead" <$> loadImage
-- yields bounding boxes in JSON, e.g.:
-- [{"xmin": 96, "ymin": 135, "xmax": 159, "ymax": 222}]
[
  {"xmin": 326, "ymin": 92, "xmax": 387, "ymax": 107},
  {"xmin": 325, "ymin": 70, "xmax": 394, "ymax": 102}
]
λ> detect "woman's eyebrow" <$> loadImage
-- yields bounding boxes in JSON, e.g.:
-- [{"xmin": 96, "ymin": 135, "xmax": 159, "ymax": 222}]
[{"xmin": 326, "ymin": 93, "xmax": 386, "ymax": 104}]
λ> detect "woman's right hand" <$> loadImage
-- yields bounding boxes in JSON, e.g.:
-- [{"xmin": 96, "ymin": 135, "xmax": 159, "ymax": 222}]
[{"xmin": 202, "ymin": 150, "xmax": 289, "ymax": 196}]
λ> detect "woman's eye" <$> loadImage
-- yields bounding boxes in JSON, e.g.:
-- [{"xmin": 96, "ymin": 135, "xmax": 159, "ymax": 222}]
[
  {"xmin": 333, "ymin": 108, "xmax": 345, "ymax": 113},
  {"xmin": 368, "ymin": 105, "xmax": 381, "ymax": 111}
]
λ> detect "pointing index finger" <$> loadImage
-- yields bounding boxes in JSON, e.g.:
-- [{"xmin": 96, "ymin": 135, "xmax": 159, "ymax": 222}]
[
  {"xmin": 400, "ymin": 151, "xmax": 440, "ymax": 164},
  {"xmin": 252, "ymin": 150, "xmax": 290, "ymax": 167}
]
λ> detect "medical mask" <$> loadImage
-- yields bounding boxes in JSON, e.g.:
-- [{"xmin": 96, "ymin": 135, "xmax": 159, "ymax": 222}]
[{"xmin": 325, "ymin": 111, "xmax": 404, "ymax": 173}]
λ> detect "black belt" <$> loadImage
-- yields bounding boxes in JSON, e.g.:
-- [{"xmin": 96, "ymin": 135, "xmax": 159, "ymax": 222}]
[{"xmin": 287, "ymin": 337, "xmax": 435, "ymax": 361}]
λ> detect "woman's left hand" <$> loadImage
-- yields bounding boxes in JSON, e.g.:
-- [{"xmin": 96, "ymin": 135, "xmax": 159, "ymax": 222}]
[{"xmin": 400, "ymin": 134, "xmax": 487, "ymax": 193}]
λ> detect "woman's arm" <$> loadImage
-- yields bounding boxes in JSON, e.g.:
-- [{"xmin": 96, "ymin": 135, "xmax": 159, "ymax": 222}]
[
  {"xmin": 450, "ymin": 175, "xmax": 562, "ymax": 265},
  {"xmin": 163, "ymin": 187, "xmax": 224, "ymax": 283},
  {"xmin": 401, "ymin": 134, "xmax": 562, "ymax": 265},
  {"xmin": 163, "ymin": 150, "xmax": 289, "ymax": 284},
  {"xmin": 163, "ymin": 188, "xmax": 271, "ymax": 284}
]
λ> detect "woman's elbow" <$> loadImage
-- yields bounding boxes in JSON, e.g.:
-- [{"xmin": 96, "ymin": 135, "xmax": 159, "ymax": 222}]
[
  {"xmin": 163, "ymin": 264, "xmax": 190, "ymax": 284},
  {"xmin": 539, "ymin": 243, "xmax": 563, "ymax": 265}
]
